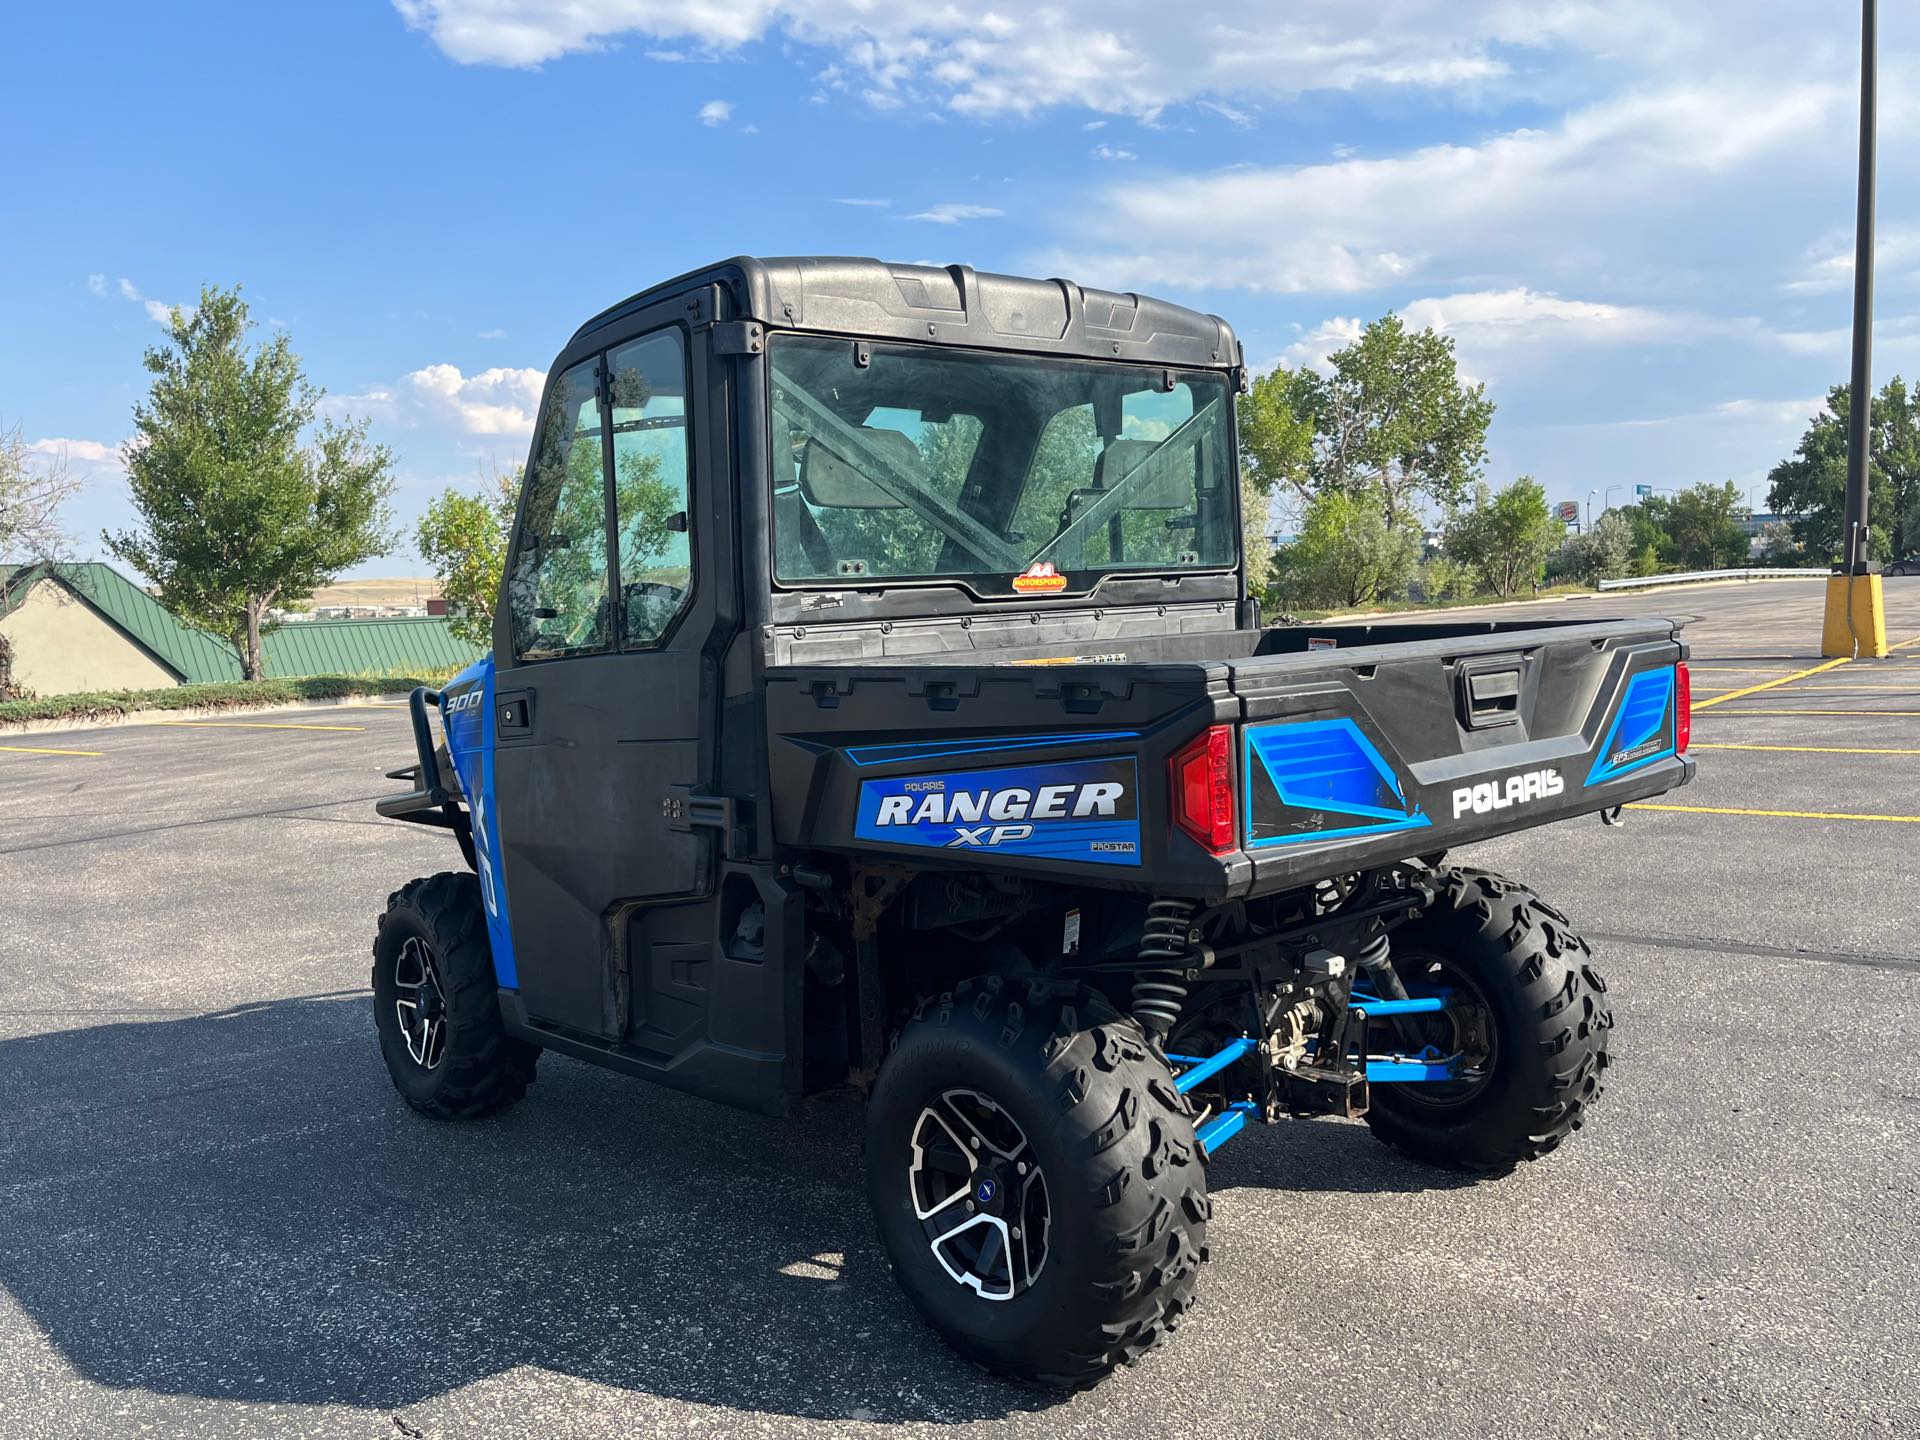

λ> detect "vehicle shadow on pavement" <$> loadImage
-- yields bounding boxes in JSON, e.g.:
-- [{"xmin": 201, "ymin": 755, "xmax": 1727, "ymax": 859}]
[
  {"xmin": 0, "ymin": 993, "xmax": 1468, "ymax": 1425},
  {"xmin": 0, "ymin": 994, "xmax": 1045, "ymax": 1425}
]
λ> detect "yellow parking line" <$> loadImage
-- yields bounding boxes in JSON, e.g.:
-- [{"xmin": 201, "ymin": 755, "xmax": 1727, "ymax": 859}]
[
  {"xmin": 1691, "ymin": 656, "xmax": 1850, "ymax": 710},
  {"xmin": 1695, "ymin": 708, "xmax": 1920, "ymax": 716},
  {"xmin": 0, "ymin": 743, "xmax": 103, "ymax": 757},
  {"xmin": 153, "ymin": 720, "xmax": 365, "ymax": 732},
  {"xmin": 1628, "ymin": 802, "xmax": 1920, "ymax": 824},
  {"xmin": 1689, "ymin": 666, "xmax": 1805, "ymax": 674},
  {"xmin": 1691, "ymin": 742, "xmax": 1920, "ymax": 755}
]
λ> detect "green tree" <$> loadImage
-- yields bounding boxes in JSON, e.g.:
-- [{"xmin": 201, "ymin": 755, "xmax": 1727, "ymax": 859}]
[
  {"xmin": 1301, "ymin": 315, "xmax": 1494, "ymax": 527},
  {"xmin": 1277, "ymin": 486, "xmax": 1420, "ymax": 608},
  {"xmin": 1237, "ymin": 365, "xmax": 1316, "ymax": 595},
  {"xmin": 417, "ymin": 463, "xmax": 519, "ymax": 648},
  {"xmin": 1618, "ymin": 499, "xmax": 1674, "ymax": 570},
  {"xmin": 1550, "ymin": 508, "xmax": 1635, "ymax": 586},
  {"xmin": 105, "ymin": 287, "xmax": 395, "ymax": 678},
  {"xmin": 1664, "ymin": 481, "xmax": 1748, "ymax": 570},
  {"xmin": 1767, "ymin": 379, "xmax": 1920, "ymax": 564},
  {"xmin": 1445, "ymin": 477, "xmax": 1561, "ymax": 596}
]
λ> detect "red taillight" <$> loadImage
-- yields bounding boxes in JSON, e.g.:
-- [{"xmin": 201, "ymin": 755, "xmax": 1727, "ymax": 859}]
[
  {"xmin": 1676, "ymin": 662, "xmax": 1691, "ymax": 755},
  {"xmin": 1171, "ymin": 724, "xmax": 1237, "ymax": 854}
]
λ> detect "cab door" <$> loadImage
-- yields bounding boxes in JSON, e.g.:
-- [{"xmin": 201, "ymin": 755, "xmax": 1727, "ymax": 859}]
[{"xmin": 490, "ymin": 302, "xmax": 720, "ymax": 1039}]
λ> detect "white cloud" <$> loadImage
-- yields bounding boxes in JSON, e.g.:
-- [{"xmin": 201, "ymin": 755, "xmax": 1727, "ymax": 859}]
[
  {"xmin": 833, "ymin": 196, "xmax": 891, "ymax": 207},
  {"xmin": 86, "ymin": 274, "xmax": 107, "ymax": 297},
  {"xmin": 26, "ymin": 436, "xmax": 121, "ymax": 467},
  {"xmin": 902, "ymin": 202, "xmax": 1003, "ymax": 224},
  {"xmin": 392, "ymin": 1, "xmax": 1812, "ymax": 118},
  {"xmin": 1273, "ymin": 288, "xmax": 1795, "ymax": 378},
  {"xmin": 1091, "ymin": 144, "xmax": 1136, "ymax": 161},
  {"xmin": 476, "ymin": 327, "xmax": 507, "ymax": 339},
  {"xmin": 1046, "ymin": 78, "xmax": 1847, "ymax": 295},
  {"xmin": 109, "ymin": 277, "xmax": 190, "ymax": 327},
  {"xmin": 402, "ymin": 364, "xmax": 547, "ymax": 436},
  {"xmin": 698, "ymin": 98, "xmax": 732, "ymax": 125}
]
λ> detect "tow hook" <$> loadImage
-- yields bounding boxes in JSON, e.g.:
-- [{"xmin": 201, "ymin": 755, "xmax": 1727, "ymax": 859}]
[{"xmin": 1599, "ymin": 805, "xmax": 1625, "ymax": 827}]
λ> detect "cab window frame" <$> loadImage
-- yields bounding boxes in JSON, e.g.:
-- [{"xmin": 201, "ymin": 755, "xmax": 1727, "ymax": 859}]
[{"xmin": 502, "ymin": 320, "xmax": 698, "ymax": 664}]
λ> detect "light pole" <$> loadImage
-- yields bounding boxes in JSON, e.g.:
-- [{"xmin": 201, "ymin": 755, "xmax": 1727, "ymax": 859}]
[
  {"xmin": 1586, "ymin": 489, "xmax": 1597, "ymax": 529},
  {"xmin": 1824, "ymin": 0, "xmax": 1888, "ymax": 655},
  {"xmin": 1604, "ymin": 484, "xmax": 1624, "ymax": 515}
]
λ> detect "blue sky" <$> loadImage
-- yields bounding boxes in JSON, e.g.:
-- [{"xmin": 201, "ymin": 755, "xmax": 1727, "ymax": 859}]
[{"xmin": 5, "ymin": 1, "xmax": 1917, "ymax": 576}]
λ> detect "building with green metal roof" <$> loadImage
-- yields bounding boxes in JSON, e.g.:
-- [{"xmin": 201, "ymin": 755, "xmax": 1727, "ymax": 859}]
[{"xmin": 0, "ymin": 563, "xmax": 481, "ymax": 695}]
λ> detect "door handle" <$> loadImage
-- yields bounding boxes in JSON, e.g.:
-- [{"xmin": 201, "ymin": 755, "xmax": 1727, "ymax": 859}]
[{"xmin": 497, "ymin": 689, "xmax": 534, "ymax": 735}]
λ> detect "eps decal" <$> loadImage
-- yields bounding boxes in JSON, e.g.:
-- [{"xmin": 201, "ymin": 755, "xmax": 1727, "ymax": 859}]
[
  {"xmin": 1587, "ymin": 666, "xmax": 1676, "ymax": 785},
  {"xmin": 855, "ymin": 756, "xmax": 1141, "ymax": 866}
]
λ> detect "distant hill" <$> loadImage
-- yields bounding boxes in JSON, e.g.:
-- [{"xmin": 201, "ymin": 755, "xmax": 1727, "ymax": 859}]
[{"xmin": 304, "ymin": 577, "xmax": 440, "ymax": 609}]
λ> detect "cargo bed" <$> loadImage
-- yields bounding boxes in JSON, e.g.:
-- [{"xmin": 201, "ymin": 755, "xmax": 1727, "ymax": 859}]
[{"xmin": 763, "ymin": 614, "xmax": 1693, "ymax": 898}]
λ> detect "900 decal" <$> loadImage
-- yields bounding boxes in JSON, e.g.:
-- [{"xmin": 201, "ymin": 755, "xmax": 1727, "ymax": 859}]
[{"xmin": 854, "ymin": 756, "xmax": 1141, "ymax": 866}]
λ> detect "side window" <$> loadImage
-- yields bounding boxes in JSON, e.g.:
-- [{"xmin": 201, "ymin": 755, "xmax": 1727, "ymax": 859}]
[
  {"xmin": 508, "ymin": 360, "xmax": 611, "ymax": 660},
  {"xmin": 606, "ymin": 331, "xmax": 693, "ymax": 648}
]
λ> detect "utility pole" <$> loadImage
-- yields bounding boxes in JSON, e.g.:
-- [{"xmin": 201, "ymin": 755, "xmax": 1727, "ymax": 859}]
[{"xmin": 1824, "ymin": 0, "xmax": 1889, "ymax": 655}]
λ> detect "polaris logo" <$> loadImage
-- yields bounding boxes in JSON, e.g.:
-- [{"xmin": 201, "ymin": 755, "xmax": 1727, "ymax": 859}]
[
  {"xmin": 873, "ymin": 781, "xmax": 1126, "ymax": 828},
  {"xmin": 1452, "ymin": 768, "xmax": 1565, "ymax": 819}
]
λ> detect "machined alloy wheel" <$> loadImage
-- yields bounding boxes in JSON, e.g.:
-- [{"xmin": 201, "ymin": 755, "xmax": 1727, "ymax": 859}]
[
  {"xmin": 909, "ymin": 1089, "xmax": 1050, "ymax": 1301},
  {"xmin": 392, "ymin": 935, "xmax": 449, "ymax": 1070}
]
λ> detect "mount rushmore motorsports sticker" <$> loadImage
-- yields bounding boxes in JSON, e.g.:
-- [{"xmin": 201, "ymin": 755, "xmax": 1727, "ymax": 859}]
[{"xmin": 854, "ymin": 755, "xmax": 1141, "ymax": 866}]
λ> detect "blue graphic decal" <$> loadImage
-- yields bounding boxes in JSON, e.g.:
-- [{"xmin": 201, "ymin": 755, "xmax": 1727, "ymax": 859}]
[
  {"xmin": 854, "ymin": 756, "xmax": 1141, "ymax": 866},
  {"xmin": 1586, "ymin": 666, "xmax": 1676, "ymax": 785},
  {"xmin": 846, "ymin": 731, "xmax": 1140, "ymax": 767},
  {"xmin": 439, "ymin": 656, "xmax": 517, "ymax": 988},
  {"xmin": 1243, "ymin": 718, "xmax": 1431, "ymax": 848}
]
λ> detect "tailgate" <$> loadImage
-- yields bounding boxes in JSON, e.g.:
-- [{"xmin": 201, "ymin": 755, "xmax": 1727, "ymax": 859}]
[{"xmin": 1227, "ymin": 618, "xmax": 1693, "ymax": 894}]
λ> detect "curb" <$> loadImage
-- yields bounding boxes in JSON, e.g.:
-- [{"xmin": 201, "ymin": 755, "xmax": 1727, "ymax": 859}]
[{"xmin": 0, "ymin": 691, "xmax": 415, "ymax": 737}]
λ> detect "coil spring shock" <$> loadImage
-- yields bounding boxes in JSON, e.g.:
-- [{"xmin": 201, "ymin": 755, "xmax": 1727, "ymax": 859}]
[{"xmin": 1133, "ymin": 899, "xmax": 1197, "ymax": 1039}]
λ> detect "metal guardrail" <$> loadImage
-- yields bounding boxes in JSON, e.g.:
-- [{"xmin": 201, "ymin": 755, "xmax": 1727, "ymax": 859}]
[{"xmin": 1597, "ymin": 568, "xmax": 1831, "ymax": 591}]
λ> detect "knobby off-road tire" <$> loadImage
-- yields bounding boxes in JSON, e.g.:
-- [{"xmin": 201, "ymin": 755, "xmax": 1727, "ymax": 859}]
[
  {"xmin": 867, "ymin": 976, "xmax": 1209, "ymax": 1390},
  {"xmin": 372, "ymin": 871, "xmax": 539, "ymax": 1120},
  {"xmin": 1364, "ymin": 866, "xmax": 1612, "ymax": 1173}
]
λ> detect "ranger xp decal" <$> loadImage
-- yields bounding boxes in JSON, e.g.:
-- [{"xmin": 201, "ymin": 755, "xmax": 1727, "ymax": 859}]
[{"xmin": 854, "ymin": 756, "xmax": 1141, "ymax": 866}]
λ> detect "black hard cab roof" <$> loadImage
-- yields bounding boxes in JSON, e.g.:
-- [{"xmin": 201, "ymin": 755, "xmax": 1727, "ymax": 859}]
[{"xmin": 570, "ymin": 255, "xmax": 1243, "ymax": 374}]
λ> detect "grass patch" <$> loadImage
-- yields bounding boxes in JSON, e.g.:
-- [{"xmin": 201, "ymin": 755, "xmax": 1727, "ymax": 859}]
[{"xmin": 0, "ymin": 670, "xmax": 459, "ymax": 727}]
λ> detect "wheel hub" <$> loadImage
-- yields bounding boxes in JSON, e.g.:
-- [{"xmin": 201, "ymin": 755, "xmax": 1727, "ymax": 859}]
[
  {"xmin": 908, "ymin": 1089, "xmax": 1050, "ymax": 1301},
  {"xmin": 393, "ymin": 936, "xmax": 449, "ymax": 1071}
]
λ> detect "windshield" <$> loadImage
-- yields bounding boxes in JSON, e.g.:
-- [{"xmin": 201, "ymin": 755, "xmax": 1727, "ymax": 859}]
[{"xmin": 769, "ymin": 335, "xmax": 1237, "ymax": 595}]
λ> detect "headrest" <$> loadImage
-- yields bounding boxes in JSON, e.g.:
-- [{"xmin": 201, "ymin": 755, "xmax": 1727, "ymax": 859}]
[
  {"xmin": 1094, "ymin": 438, "xmax": 1194, "ymax": 508},
  {"xmin": 798, "ymin": 429, "xmax": 919, "ymax": 509}
]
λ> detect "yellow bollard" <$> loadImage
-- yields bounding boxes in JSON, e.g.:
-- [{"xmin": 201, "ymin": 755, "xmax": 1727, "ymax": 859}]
[{"xmin": 1821, "ymin": 572, "xmax": 1889, "ymax": 657}]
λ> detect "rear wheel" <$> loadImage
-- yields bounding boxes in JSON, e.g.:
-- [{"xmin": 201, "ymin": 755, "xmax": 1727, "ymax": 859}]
[
  {"xmin": 867, "ymin": 976, "xmax": 1209, "ymax": 1389},
  {"xmin": 372, "ymin": 871, "xmax": 538, "ymax": 1120},
  {"xmin": 1364, "ymin": 867, "xmax": 1612, "ymax": 1173}
]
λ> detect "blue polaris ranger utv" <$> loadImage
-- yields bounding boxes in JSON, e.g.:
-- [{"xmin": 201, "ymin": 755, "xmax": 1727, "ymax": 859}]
[{"xmin": 374, "ymin": 256, "xmax": 1693, "ymax": 1389}]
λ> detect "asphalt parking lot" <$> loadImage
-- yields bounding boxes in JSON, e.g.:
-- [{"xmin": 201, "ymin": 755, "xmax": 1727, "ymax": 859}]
[{"xmin": 1, "ymin": 577, "xmax": 1916, "ymax": 1439}]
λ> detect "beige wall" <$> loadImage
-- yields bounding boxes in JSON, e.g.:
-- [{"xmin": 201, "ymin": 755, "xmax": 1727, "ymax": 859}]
[{"xmin": 0, "ymin": 580, "xmax": 179, "ymax": 695}]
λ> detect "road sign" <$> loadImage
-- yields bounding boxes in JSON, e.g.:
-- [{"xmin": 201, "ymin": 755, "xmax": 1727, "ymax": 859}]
[{"xmin": 1635, "ymin": 484, "xmax": 1653, "ymax": 497}]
